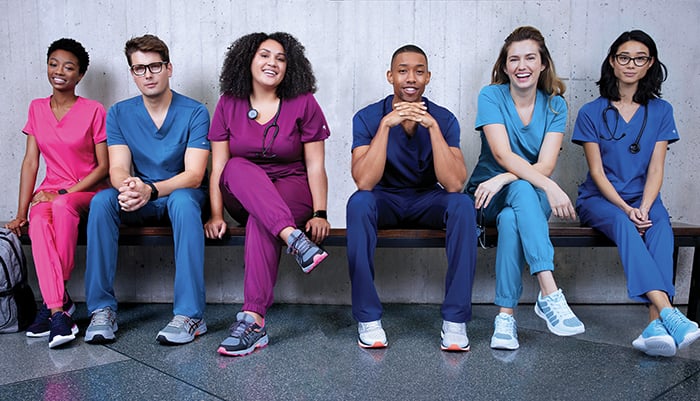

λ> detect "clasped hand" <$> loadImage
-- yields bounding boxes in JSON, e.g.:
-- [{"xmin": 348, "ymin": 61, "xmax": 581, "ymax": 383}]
[
  {"xmin": 117, "ymin": 177, "xmax": 150, "ymax": 212},
  {"xmin": 384, "ymin": 102, "xmax": 436, "ymax": 129}
]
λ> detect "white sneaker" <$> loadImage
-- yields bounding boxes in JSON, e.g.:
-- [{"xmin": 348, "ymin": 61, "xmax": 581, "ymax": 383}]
[
  {"xmin": 490, "ymin": 313, "xmax": 519, "ymax": 350},
  {"xmin": 358, "ymin": 320, "xmax": 388, "ymax": 348},
  {"xmin": 441, "ymin": 320, "xmax": 470, "ymax": 352},
  {"xmin": 534, "ymin": 289, "xmax": 585, "ymax": 336}
]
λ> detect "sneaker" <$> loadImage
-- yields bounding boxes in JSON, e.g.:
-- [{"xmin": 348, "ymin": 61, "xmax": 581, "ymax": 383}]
[
  {"xmin": 632, "ymin": 319, "xmax": 676, "ymax": 357},
  {"xmin": 441, "ymin": 320, "xmax": 470, "ymax": 352},
  {"xmin": 217, "ymin": 312, "xmax": 268, "ymax": 357},
  {"xmin": 490, "ymin": 313, "xmax": 519, "ymax": 350},
  {"xmin": 85, "ymin": 307, "xmax": 118, "ymax": 344},
  {"xmin": 534, "ymin": 289, "xmax": 585, "ymax": 336},
  {"xmin": 286, "ymin": 229, "xmax": 328, "ymax": 273},
  {"xmin": 48, "ymin": 312, "xmax": 79, "ymax": 349},
  {"xmin": 156, "ymin": 315, "xmax": 207, "ymax": 345},
  {"xmin": 358, "ymin": 320, "xmax": 388, "ymax": 349},
  {"xmin": 26, "ymin": 293, "xmax": 76, "ymax": 338},
  {"xmin": 660, "ymin": 307, "xmax": 700, "ymax": 349}
]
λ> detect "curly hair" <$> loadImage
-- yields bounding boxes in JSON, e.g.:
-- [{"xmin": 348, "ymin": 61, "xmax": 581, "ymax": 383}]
[
  {"xmin": 124, "ymin": 34, "xmax": 170, "ymax": 66},
  {"xmin": 47, "ymin": 38, "xmax": 89, "ymax": 75},
  {"xmin": 491, "ymin": 26, "xmax": 566, "ymax": 97},
  {"xmin": 219, "ymin": 32, "xmax": 317, "ymax": 99},
  {"xmin": 597, "ymin": 30, "xmax": 667, "ymax": 105}
]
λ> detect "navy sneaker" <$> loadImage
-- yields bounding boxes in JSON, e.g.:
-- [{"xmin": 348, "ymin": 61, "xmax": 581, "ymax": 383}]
[
  {"xmin": 48, "ymin": 311, "xmax": 78, "ymax": 348},
  {"xmin": 286, "ymin": 229, "xmax": 328, "ymax": 273},
  {"xmin": 660, "ymin": 307, "xmax": 700, "ymax": 349},
  {"xmin": 218, "ymin": 312, "xmax": 268, "ymax": 357},
  {"xmin": 26, "ymin": 293, "xmax": 76, "ymax": 338}
]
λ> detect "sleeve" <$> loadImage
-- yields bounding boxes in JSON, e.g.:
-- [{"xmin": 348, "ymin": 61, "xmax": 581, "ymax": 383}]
[
  {"xmin": 22, "ymin": 100, "xmax": 37, "ymax": 137},
  {"xmin": 351, "ymin": 108, "xmax": 374, "ymax": 151},
  {"xmin": 106, "ymin": 104, "xmax": 126, "ymax": 146},
  {"xmin": 656, "ymin": 101, "xmax": 679, "ymax": 145},
  {"xmin": 208, "ymin": 96, "xmax": 231, "ymax": 142},
  {"xmin": 474, "ymin": 86, "xmax": 505, "ymax": 131},
  {"xmin": 571, "ymin": 104, "xmax": 599, "ymax": 146},
  {"xmin": 186, "ymin": 103, "xmax": 211, "ymax": 150},
  {"xmin": 442, "ymin": 112, "xmax": 461, "ymax": 148},
  {"xmin": 300, "ymin": 93, "xmax": 331, "ymax": 143},
  {"xmin": 546, "ymin": 95, "xmax": 567, "ymax": 134},
  {"xmin": 91, "ymin": 103, "xmax": 107, "ymax": 144}
]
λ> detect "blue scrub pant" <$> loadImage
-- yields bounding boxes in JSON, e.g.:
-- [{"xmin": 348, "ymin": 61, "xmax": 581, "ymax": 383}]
[
  {"xmin": 85, "ymin": 187, "xmax": 207, "ymax": 318},
  {"xmin": 481, "ymin": 180, "xmax": 554, "ymax": 308},
  {"xmin": 346, "ymin": 188, "xmax": 477, "ymax": 323},
  {"xmin": 577, "ymin": 195, "xmax": 675, "ymax": 302}
]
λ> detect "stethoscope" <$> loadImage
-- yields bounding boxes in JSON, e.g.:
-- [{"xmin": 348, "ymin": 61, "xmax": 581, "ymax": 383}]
[
  {"xmin": 600, "ymin": 100, "xmax": 647, "ymax": 154},
  {"xmin": 248, "ymin": 98, "xmax": 282, "ymax": 158}
]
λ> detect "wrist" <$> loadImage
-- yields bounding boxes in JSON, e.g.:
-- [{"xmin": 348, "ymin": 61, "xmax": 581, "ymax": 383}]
[
  {"xmin": 58, "ymin": 189, "xmax": 68, "ymax": 195},
  {"xmin": 146, "ymin": 182, "xmax": 159, "ymax": 201},
  {"xmin": 312, "ymin": 210, "xmax": 327, "ymax": 219}
]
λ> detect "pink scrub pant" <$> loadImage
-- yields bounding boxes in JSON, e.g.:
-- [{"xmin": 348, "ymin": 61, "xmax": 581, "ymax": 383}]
[
  {"xmin": 28, "ymin": 191, "xmax": 95, "ymax": 309},
  {"xmin": 219, "ymin": 157, "xmax": 313, "ymax": 317}
]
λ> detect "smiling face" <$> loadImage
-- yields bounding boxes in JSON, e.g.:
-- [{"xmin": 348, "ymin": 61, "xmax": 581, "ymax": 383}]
[
  {"xmin": 47, "ymin": 49, "xmax": 83, "ymax": 92},
  {"xmin": 130, "ymin": 50, "xmax": 172, "ymax": 99},
  {"xmin": 503, "ymin": 39, "xmax": 546, "ymax": 92},
  {"xmin": 610, "ymin": 40, "xmax": 654, "ymax": 87},
  {"xmin": 250, "ymin": 39, "xmax": 287, "ymax": 91},
  {"xmin": 387, "ymin": 51, "xmax": 431, "ymax": 103}
]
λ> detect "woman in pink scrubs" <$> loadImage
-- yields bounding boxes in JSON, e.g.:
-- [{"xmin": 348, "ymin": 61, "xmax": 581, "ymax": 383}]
[{"xmin": 5, "ymin": 38, "xmax": 109, "ymax": 348}]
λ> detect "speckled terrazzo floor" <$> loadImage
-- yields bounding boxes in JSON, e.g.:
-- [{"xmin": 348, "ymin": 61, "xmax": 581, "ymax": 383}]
[{"xmin": 1, "ymin": 303, "xmax": 699, "ymax": 401}]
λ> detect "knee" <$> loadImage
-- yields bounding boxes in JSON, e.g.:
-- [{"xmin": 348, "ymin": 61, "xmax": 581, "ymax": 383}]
[
  {"xmin": 446, "ymin": 193, "xmax": 476, "ymax": 221},
  {"xmin": 346, "ymin": 191, "xmax": 376, "ymax": 222},
  {"xmin": 167, "ymin": 189, "xmax": 202, "ymax": 219},
  {"xmin": 496, "ymin": 208, "xmax": 517, "ymax": 234},
  {"xmin": 89, "ymin": 189, "xmax": 119, "ymax": 217}
]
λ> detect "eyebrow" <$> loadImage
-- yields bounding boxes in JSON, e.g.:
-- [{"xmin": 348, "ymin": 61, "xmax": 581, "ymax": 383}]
[
  {"xmin": 260, "ymin": 48, "xmax": 286, "ymax": 57},
  {"xmin": 49, "ymin": 57, "xmax": 77, "ymax": 64}
]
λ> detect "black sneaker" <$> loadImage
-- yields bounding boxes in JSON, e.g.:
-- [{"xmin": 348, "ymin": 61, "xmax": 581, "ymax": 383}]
[
  {"xmin": 26, "ymin": 293, "xmax": 76, "ymax": 338},
  {"xmin": 286, "ymin": 229, "xmax": 328, "ymax": 273},
  {"xmin": 48, "ymin": 311, "xmax": 78, "ymax": 348},
  {"xmin": 217, "ymin": 312, "xmax": 268, "ymax": 357}
]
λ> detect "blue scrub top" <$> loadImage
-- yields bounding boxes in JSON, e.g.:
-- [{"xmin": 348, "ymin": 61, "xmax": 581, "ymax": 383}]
[
  {"xmin": 465, "ymin": 84, "xmax": 567, "ymax": 195},
  {"xmin": 107, "ymin": 91, "xmax": 211, "ymax": 184},
  {"xmin": 572, "ymin": 96, "xmax": 679, "ymax": 201},
  {"xmin": 352, "ymin": 95, "xmax": 460, "ymax": 191}
]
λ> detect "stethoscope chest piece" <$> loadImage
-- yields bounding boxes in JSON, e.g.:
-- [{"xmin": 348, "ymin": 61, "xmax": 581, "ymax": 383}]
[{"xmin": 629, "ymin": 143, "xmax": 640, "ymax": 154}]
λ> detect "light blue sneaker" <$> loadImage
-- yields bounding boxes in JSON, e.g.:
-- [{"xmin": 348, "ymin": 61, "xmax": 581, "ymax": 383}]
[
  {"xmin": 490, "ymin": 313, "xmax": 519, "ymax": 350},
  {"xmin": 534, "ymin": 289, "xmax": 585, "ymax": 336},
  {"xmin": 660, "ymin": 308, "xmax": 700, "ymax": 349},
  {"xmin": 632, "ymin": 319, "xmax": 676, "ymax": 357}
]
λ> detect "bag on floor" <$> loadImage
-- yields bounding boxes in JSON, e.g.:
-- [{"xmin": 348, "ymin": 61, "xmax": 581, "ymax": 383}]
[{"xmin": 0, "ymin": 227, "xmax": 36, "ymax": 333}]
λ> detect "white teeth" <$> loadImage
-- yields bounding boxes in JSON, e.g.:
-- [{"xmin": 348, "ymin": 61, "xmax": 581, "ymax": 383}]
[{"xmin": 53, "ymin": 77, "xmax": 66, "ymax": 84}]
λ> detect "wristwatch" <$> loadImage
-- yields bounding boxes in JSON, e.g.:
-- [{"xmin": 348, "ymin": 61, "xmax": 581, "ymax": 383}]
[
  {"xmin": 57, "ymin": 189, "xmax": 68, "ymax": 195},
  {"xmin": 312, "ymin": 210, "xmax": 327, "ymax": 219},
  {"xmin": 147, "ymin": 182, "xmax": 159, "ymax": 201}
]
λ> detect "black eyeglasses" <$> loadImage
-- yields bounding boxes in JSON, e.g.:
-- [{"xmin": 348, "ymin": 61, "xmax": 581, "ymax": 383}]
[
  {"xmin": 614, "ymin": 54, "xmax": 651, "ymax": 67},
  {"xmin": 130, "ymin": 61, "xmax": 169, "ymax": 76}
]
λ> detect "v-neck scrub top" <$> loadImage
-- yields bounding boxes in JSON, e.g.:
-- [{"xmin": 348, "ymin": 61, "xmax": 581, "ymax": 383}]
[
  {"xmin": 23, "ymin": 96, "xmax": 108, "ymax": 192},
  {"xmin": 466, "ymin": 84, "xmax": 567, "ymax": 195}
]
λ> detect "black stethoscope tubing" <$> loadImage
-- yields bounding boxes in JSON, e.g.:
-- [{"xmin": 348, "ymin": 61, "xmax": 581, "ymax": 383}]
[
  {"xmin": 248, "ymin": 98, "xmax": 282, "ymax": 158},
  {"xmin": 601, "ymin": 100, "xmax": 647, "ymax": 154}
]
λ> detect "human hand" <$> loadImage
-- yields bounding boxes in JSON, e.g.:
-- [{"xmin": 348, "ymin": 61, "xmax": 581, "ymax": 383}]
[
  {"xmin": 628, "ymin": 207, "xmax": 652, "ymax": 234},
  {"xmin": 117, "ymin": 177, "xmax": 149, "ymax": 212},
  {"xmin": 305, "ymin": 217, "xmax": 330, "ymax": 244},
  {"xmin": 4, "ymin": 217, "xmax": 27, "ymax": 237},
  {"xmin": 204, "ymin": 217, "xmax": 228, "ymax": 239},
  {"xmin": 30, "ymin": 190, "xmax": 58, "ymax": 206},
  {"xmin": 544, "ymin": 184, "xmax": 576, "ymax": 220},
  {"xmin": 474, "ymin": 176, "xmax": 507, "ymax": 209}
]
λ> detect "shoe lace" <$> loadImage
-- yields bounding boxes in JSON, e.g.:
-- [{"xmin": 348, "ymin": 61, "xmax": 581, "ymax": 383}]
[
  {"xmin": 495, "ymin": 316, "xmax": 516, "ymax": 335},
  {"xmin": 91, "ymin": 309, "xmax": 113, "ymax": 326},
  {"xmin": 167, "ymin": 315, "xmax": 188, "ymax": 328},
  {"xmin": 287, "ymin": 233, "xmax": 311, "ymax": 256},
  {"xmin": 444, "ymin": 321, "xmax": 466, "ymax": 335},
  {"xmin": 359, "ymin": 321, "xmax": 382, "ymax": 332},
  {"xmin": 546, "ymin": 292, "xmax": 576, "ymax": 320},
  {"xmin": 230, "ymin": 319, "xmax": 255, "ymax": 338},
  {"xmin": 662, "ymin": 309, "xmax": 685, "ymax": 334}
]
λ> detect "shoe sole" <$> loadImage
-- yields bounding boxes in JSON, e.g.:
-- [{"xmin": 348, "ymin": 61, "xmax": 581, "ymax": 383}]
[
  {"xmin": 156, "ymin": 327, "xmax": 208, "ymax": 345},
  {"xmin": 441, "ymin": 343, "xmax": 470, "ymax": 352},
  {"xmin": 678, "ymin": 328, "xmax": 700, "ymax": 349},
  {"xmin": 490, "ymin": 339, "xmax": 519, "ymax": 350},
  {"xmin": 49, "ymin": 325, "xmax": 79, "ymax": 349},
  {"xmin": 632, "ymin": 336, "xmax": 676, "ymax": 357},
  {"xmin": 85, "ymin": 324, "xmax": 118, "ymax": 344},
  {"xmin": 217, "ymin": 335, "xmax": 269, "ymax": 357},
  {"xmin": 358, "ymin": 339, "xmax": 388, "ymax": 349},
  {"xmin": 534, "ymin": 303, "xmax": 585, "ymax": 336},
  {"xmin": 302, "ymin": 251, "xmax": 328, "ymax": 274},
  {"xmin": 26, "ymin": 303, "xmax": 77, "ymax": 338}
]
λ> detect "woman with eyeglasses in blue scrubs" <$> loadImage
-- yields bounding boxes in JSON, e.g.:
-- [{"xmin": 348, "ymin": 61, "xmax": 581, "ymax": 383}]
[{"xmin": 573, "ymin": 30, "xmax": 700, "ymax": 357}]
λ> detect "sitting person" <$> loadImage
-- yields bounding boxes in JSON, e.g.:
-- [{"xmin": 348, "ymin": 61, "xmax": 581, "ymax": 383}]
[
  {"xmin": 5, "ymin": 38, "xmax": 109, "ymax": 348},
  {"xmin": 205, "ymin": 32, "xmax": 330, "ymax": 357},
  {"xmin": 84, "ymin": 34, "xmax": 210, "ymax": 346},
  {"xmin": 573, "ymin": 30, "xmax": 700, "ymax": 356},
  {"xmin": 346, "ymin": 44, "xmax": 477, "ymax": 351},
  {"xmin": 465, "ymin": 26, "xmax": 584, "ymax": 351}
]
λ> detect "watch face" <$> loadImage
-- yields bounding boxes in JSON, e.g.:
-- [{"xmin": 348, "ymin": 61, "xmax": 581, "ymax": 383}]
[{"xmin": 58, "ymin": 189, "xmax": 68, "ymax": 195}]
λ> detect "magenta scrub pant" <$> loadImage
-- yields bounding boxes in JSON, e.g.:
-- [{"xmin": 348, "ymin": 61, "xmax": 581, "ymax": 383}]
[{"xmin": 219, "ymin": 157, "xmax": 313, "ymax": 317}]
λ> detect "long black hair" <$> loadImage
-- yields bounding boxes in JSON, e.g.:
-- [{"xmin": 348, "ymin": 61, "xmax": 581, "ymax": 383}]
[
  {"xmin": 597, "ymin": 30, "xmax": 667, "ymax": 105},
  {"xmin": 219, "ymin": 32, "xmax": 317, "ymax": 99}
]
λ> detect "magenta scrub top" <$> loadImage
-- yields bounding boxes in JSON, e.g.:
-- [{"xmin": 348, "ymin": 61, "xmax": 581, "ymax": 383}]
[{"xmin": 208, "ymin": 92, "xmax": 330, "ymax": 177}]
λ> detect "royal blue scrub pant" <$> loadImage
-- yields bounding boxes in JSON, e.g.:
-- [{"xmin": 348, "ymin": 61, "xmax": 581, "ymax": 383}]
[
  {"xmin": 85, "ymin": 187, "xmax": 207, "ymax": 318},
  {"xmin": 480, "ymin": 180, "xmax": 554, "ymax": 309},
  {"xmin": 346, "ymin": 188, "xmax": 477, "ymax": 323},
  {"xmin": 577, "ymin": 195, "xmax": 675, "ymax": 302}
]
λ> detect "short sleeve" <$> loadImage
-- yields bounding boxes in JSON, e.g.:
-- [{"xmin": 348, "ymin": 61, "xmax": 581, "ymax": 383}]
[
  {"xmin": 547, "ymin": 95, "xmax": 567, "ymax": 134},
  {"xmin": 300, "ymin": 93, "xmax": 330, "ymax": 143},
  {"xmin": 208, "ymin": 96, "xmax": 233, "ymax": 142},
  {"xmin": 352, "ymin": 109, "xmax": 374, "ymax": 150},
  {"xmin": 22, "ymin": 99, "xmax": 40, "ymax": 137},
  {"xmin": 442, "ymin": 112, "xmax": 461, "ymax": 148},
  {"xmin": 474, "ymin": 86, "xmax": 505, "ymax": 131},
  {"xmin": 106, "ymin": 104, "xmax": 126, "ymax": 146},
  {"xmin": 571, "ymin": 103, "xmax": 599, "ymax": 146},
  {"xmin": 656, "ymin": 101, "xmax": 679, "ymax": 144},
  {"xmin": 186, "ymin": 103, "xmax": 211, "ymax": 150},
  {"xmin": 91, "ymin": 103, "xmax": 107, "ymax": 144}
]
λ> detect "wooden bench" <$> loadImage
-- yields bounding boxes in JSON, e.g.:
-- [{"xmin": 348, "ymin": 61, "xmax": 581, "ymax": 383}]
[{"xmin": 8, "ymin": 222, "xmax": 700, "ymax": 321}]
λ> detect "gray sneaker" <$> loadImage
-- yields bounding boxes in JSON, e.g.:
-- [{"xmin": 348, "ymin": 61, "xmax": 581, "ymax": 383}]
[
  {"xmin": 156, "ymin": 315, "xmax": 207, "ymax": 345},
  {"xmin": 85, "ymin": 307, "xmax": 118, "ymax": 344}
]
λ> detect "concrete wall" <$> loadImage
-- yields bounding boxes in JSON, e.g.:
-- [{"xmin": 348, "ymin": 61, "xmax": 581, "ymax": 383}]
[{"xmin": 2, "ymin": 0, "xmax": 699, "ymax": 306}]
